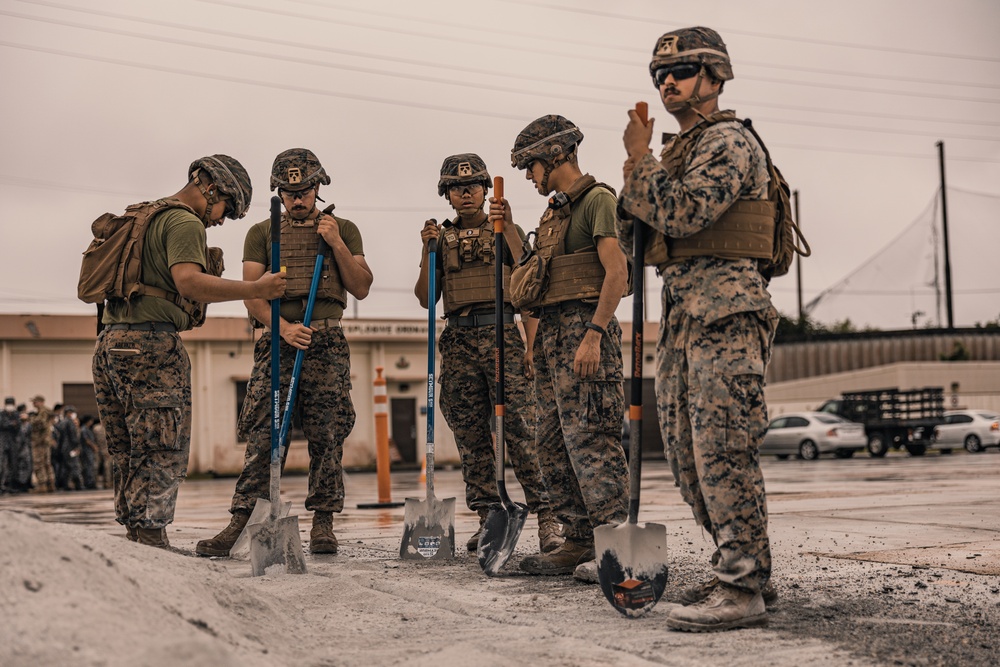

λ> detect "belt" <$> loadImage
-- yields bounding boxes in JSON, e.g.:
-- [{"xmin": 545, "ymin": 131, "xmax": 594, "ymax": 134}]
[
  {"xmin": 265, "ymin": 317, "xmax": 342, "ymax": 333},
  {"xmin": 448, "ymin": 313, "xmax": 515, "ymax": 328},
  {"xmin": 106, "ymin": 322, "xmax": 177, "ymax": 332},
  {"xmin": 535, "ymin": 299, "xmax": 589, "ymax": 316}
]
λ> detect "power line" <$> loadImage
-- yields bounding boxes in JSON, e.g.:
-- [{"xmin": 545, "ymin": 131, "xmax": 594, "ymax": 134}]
[
  {"xmin": 14, "ymin": 2, "xmax": 1000, "ymax": 129},
  {"xmin": 5, "ymin": 39, "xmax": 1000, "ymax": 165},
  {"xmin": 497, "ymin": 0, "xmax": 1000, "ymax": 64},
  {"xmin": 7, "ymin": 10, "xmax": 1000, "ymax": 147},
  {"xmin": 282, "ymin": 0, "xmax": 1000, "ymax": 91},
  {"xmin": 197, "ymin": 0, "xmax": 1000, "ymax": 104}
]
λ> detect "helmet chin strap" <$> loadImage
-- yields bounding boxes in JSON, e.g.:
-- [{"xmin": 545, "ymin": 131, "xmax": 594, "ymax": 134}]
[
  {"xmin": 664, "ymin": 67, "xmax": 720, "ymax": 121},
  {"xmin": 191, "ymin": 170, "xmax": 222, "ymax": 225},
  {"xmin": 539, "ymin": 145, "xmax": 577, "ymax": 193}
]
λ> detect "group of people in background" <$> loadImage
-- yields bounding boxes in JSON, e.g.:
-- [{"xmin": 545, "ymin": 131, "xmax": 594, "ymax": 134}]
[{"xmin": 0, "ymin": 395, "xmax": 110, "ymax": 495}]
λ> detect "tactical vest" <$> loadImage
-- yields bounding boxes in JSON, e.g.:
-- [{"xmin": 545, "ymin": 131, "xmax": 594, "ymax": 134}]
[
  {"xmin": 439, "ymin": 218, "xmax": 510, "ymax": 316},
  {"xmin": 531, "ymin": 175, "xmax": 616, "ymax": 308},
  {"xmin": 644, "ymin": 111, "xmax": 775, "ymax": 269},
  {"xmin": 279, "ymin": 213, "xmax": 347, "ymax": 308}
]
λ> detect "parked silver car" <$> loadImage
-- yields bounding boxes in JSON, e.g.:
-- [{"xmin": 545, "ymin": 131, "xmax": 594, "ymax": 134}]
[
  {"xmin": 762, "ymin": 412, "xmax": 867, "ymax": 460},
  {"xmin": 932, "ymin": 410, "xmax": 1000, "ymax": 453}
]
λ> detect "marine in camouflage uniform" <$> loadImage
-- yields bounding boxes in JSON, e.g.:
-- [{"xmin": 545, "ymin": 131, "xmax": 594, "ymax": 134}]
[
  {"xmin": 197, "ymin": 148, "xmax": 373, "ymax": 557},
  {"xmin": 414, "ymin": 154, "xmax": 558, "ymax": 553},
  {"xmin": 616, "ymin": 27, "xmax": 778, "ymax": 631},
  {"xmin": 494, "ymin": 116, "xmax": 631, "ymax": 576},
  {"xmin": 28, "ymin": 396, "xmax": 55, "ymax": 493},
  {"xmin": 91, "ymin": 154, "xmax": 284, "ymax": 548}
]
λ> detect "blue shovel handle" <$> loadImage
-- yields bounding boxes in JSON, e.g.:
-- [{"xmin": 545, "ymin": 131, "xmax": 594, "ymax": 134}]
[{"xmin": 269, "ymin": 197, "xmax": 282, "ymax": 467}]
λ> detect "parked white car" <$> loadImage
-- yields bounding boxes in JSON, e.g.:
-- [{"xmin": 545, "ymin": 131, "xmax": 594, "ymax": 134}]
[
  {"xmin": 762, "ymin": 412, "xmax": 867, "ymax": 460},
  {"xmin": 932, "ymin": 410, "xmax": 1000, "ymax": 453}
]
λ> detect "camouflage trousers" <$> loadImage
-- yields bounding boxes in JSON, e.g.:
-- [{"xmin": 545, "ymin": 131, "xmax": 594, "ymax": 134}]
[
  {"xmin": 30, "ymin": 438, "xmax": 55, "ymax": 492},
  {"xmin": 232, "ymin": 327, "xmax": 355, "ymax": 514},
  {"xmin": 92, "ymin": 330, "xmax": 192, "ymax": 529},
  {"xmin": 534, "ymin": 301, "xmax": 629, "ymax": 545},
  {"xmin": 656, "ymin": 301, "xmax": 778, "ymax": 593},
  {"xmin": 438, "ymin": 322, "xmax": 548, "ymax": 514}
]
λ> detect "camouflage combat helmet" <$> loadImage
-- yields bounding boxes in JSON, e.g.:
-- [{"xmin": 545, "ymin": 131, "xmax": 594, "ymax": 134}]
[
  {"xmin": 270, "ymin": 148, "xmax": 331, "ymax": 192},
  {"xmin": 188, "ymin": 154, "xmax": 253, "ymax": 219},
  {"xmin": 437, "ymin": 153, "xmax": 491, "ymax": 197},
  {"xmin": 649, "ymin": 27, "xmax": 733, "ymax": 83},
  {"xmin": 511, "ymin": 115, "xmax": 584, "ymax": 170}
]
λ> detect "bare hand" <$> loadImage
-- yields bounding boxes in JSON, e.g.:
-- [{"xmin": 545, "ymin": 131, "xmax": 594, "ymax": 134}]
[
  {"xmin": 573, "ymin": 333, "xmax": 602, "ymax": 378},
  {"xmin": 623, "ymin": 108, "xmax": 654, "ymax": 163},
  {"xmin": 420, "ymin": 219, "xmax": 440, "ymax": 245},
  {"xmin": 523, "ymin": 349, "xmax": 535, "ymax": 380},
  {"xmin": 317, "ymin": 214, "xmax": 341, "ymax": 247},
  {"xmin": 256, "ymin": 271, "xmax": 286, "ymax": 300},
  {"xmin": 281, "ymin": 322, "xmax": 314, "ymax": 350},
  {"xmin": 488, "ymin": 196, "xmax": 512, "ymax": 228}
]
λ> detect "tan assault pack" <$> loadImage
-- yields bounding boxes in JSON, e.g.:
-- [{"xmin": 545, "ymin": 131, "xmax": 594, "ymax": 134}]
[
  {"xmin": 77, "ymin": 198, "xmax": 223, "ymax": 326},
  {"xmin": 645, "ymin": 113, "xmax": 809, "ymax": 279}
]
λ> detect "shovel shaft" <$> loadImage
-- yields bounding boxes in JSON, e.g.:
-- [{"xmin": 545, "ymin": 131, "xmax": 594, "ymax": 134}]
[
  {"xmin": 270, "ymin": 197, "xmax": 282, "ymax": 469},
  {"xmin": 426, "ymin": 238, "xmax": 437, "ymax": 500},
  {"xmin": 492, "ymin": 177, "xmax": 511, "ymax": 503},
  {"xmin": 278, "ymin": 237, "xmax": 331, "ymax": 452},
  {"xmin": 628, "ymin": 104, "xmax": 648, "ymax": 525}
]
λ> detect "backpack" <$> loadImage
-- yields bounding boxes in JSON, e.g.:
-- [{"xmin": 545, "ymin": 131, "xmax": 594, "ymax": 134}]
[
  {"xmin": 78, "ymin": 199, "xmax": 196, "ymax": 304},
  {"xmin": 77, "ymin": 199, "xmax": 223, "ymax": 327}
]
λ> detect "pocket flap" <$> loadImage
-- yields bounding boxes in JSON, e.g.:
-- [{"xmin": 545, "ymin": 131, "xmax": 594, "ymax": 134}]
[{"xmin": 714, "ymin": 355, "xmax": 763, "ymax": 377}]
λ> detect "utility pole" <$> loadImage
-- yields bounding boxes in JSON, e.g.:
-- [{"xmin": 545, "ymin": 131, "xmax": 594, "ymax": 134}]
[
  {"xmin": 936, "ymin": 141, "xmax": 955, "ymax": 330},
  {"xmin": 793, "ymin": 190, "xmax": 803, "ymax": 326}
]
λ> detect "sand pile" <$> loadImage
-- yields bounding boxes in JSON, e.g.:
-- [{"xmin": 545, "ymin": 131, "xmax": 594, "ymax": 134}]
[{"xmin": 0, "ymin": 510, "xmax": 289, "ymax": 667}]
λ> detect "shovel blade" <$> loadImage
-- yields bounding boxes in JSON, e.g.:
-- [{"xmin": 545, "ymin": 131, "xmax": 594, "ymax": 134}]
[
  {"xmin": 230, "ymin": 498, "xmax": 292, "ymax": 559},
  {"xmin": 400, "ymin": 495, "xmax": 456, "ymax": 560},
  {"xmin": 247, "ymin": 514, "xmax": 307, "ymax": 577},
  {"xmin": 594, "ymin": 521, "xmax": 668, "ymax": 618},
  {"xmin": 477, "ymin": 502, "xmax": 528, "ymax": 576}
]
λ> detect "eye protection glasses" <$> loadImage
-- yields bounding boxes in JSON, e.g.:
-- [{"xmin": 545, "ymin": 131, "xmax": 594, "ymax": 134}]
[{"xmin": 653, "ymin": 63, "xmax": 703, "ymax": 86}]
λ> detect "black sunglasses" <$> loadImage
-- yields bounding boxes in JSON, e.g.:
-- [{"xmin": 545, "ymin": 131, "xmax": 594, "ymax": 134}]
[
  {"xmin": 279, "ymin": 187, "xmax": 316, "ymax": 201},
  {"xmin": 653, "ymin": 63, "xmax": 702, "ymax": 86}
]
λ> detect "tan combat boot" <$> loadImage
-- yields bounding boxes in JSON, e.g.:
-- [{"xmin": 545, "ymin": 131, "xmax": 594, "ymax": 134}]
[
  {"xmin": 310, "ymin": 511, "xmax": 338, "ymax": 554},
  {"xmin": 519, "ymin": 539, "xmax": 595, "ymax": 575},
  {"xmin": 537, "ymin": 510, "xmax": 564, "ymax": 554},
  {"xmin": 135, "ymin": 527, "xmax": 170, "ymax": 549},
  {"xmin": 195, "ymin": 510, "xmax": 250, "ymax": 557},
  {"xmin": 667, "ymin": 584, "xmax": 768, "ymax": 632},
  {"xmin": 680, "ymin": 576, "xmax": 778, "ymax": 609},
  {"xmin": 467, "ymin": 509, "xmax": 490, "ymax": 552}
]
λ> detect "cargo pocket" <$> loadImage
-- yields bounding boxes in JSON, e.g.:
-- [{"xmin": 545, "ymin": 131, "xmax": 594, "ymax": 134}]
[
  {"xmin": 581, "ymin": 380, "xmax": 625, "ymax": 434},
  {"xmin": 131, "ymin": 389, "xmax": 185, "ymax": 452},
  {"xmin": 715, "ymin": 355, "xmax": 765, "ymax": 453}
]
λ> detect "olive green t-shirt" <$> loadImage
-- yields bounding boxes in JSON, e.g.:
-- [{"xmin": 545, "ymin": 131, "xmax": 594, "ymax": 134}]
[
  {"xmin": 565, "ymin": 186, "xmax": 618, "ymax": 254},
  {"xmin": 244, "ymin": 216, "xmax": 364, "ymax": 321},
  {"xmin": 103, "ymin": 207, "xmax": 208, "ymax": 331}
]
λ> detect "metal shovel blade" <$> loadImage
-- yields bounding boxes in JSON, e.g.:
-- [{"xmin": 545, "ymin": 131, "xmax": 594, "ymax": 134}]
[
  {"xmin": 400, "ymin": 495, "xmax": 456, "ymax": 560},
  {"xmin": 477, "ymin": 501, "xmax": 528, "ymax": 576},
  {"xmin": 594, "ymin": 521, "xmax": 668, "ymax": 618},
  {"xmin": 246, "ymin": 497, "xmax": 307, "ymax": 576},
  {"xmin": 230, "ymin": 498, "xmax": 292, "ymax": 558}
]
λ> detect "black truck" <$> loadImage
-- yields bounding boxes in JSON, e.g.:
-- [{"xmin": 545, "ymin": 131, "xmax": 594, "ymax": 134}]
[{"xmin": 816, "ymin": 387, "xmax": 946, "ymax": 457}]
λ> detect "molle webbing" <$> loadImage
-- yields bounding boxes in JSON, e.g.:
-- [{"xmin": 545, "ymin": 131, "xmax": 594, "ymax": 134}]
[
  {"xmin": 280, "ymin": 215, "xmax": 346, "ymax": 307},
  {"xmin": 443, "ymin": 263, "xmax": 510, "ymax": 315},
  {"xmin": 666, "ymin": 200, "xmax": 775, "ymax": 261},
  {"xmin": 537, "ymin": 252, "xmax": 606, "ymax": 306}
]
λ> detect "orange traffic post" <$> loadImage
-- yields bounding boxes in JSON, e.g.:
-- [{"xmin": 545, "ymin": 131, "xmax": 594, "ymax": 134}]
[{"xmin": 357, "ymin": 366, "xmax": 404, "ymax": 509}]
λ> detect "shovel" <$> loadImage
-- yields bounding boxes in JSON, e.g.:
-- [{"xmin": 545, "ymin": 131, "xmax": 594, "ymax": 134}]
[
  {"xmin": 400, "ymin": 235, "xmax": 457, "ymax": 560},
  {"xmin": 244, "ymin": 196, "xmax": 310, "ymax": 576},
  {"xmin": 594, "ymin": 102, "xmax": 668, "ymax": 617},
  {"xmin": 478, "ymin": 176, "xmax": 528, "ymax": 576}
]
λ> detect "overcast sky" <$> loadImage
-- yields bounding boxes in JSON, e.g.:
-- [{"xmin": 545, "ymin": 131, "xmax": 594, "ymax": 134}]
[{"xmin": 1, "ymin": 0, "xmax": 998, "ymax": 329}]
